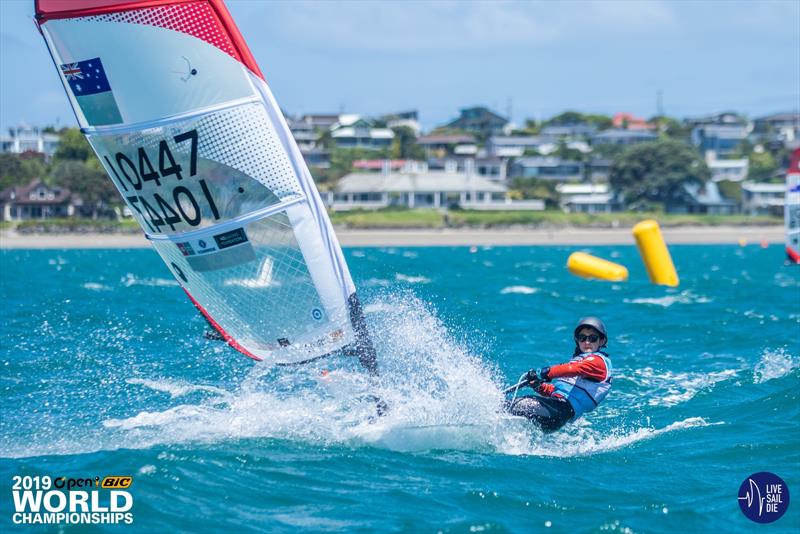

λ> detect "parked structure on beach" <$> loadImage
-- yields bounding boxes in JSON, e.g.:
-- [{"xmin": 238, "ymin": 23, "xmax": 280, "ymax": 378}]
[{"xmin": 0, "ymin": 179, "xmax": 76, "ymax": 220}]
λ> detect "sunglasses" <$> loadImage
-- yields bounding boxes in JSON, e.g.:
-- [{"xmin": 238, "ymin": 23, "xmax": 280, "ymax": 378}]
[{"xmin": 576, "ymin": 334, "xmax": 600, "ymax": 343}]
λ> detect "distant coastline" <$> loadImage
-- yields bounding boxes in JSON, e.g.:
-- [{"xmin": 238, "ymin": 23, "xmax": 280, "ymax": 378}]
[{"xmin": 0, "ymin": 225, "xmax": 784, "ymax": 249}]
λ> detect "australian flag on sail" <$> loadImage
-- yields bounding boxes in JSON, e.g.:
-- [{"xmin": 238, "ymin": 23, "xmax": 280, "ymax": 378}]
[{"xmin": 60, "ymin": 57, "xmax": 122, "ymax": 126}]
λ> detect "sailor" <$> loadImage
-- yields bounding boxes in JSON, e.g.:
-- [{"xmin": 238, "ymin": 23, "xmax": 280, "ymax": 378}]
[{"xmin": 505, "ymin": 317, "xmax": 612, "ymax": 433}]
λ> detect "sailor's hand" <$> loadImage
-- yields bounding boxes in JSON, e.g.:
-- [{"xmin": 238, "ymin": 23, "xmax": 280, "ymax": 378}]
[
  {"xmin": 530, "ymin": 367, "xmax": 550, "ymax": 382},
  {"xmin": 524, "ymin": 368, "xmax": 543, "ymax": 386}
]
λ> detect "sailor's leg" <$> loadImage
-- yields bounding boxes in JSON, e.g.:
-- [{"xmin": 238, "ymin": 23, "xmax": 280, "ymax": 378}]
[
  {"xmin": 505, "ymin": 396, "xmax": 573, "ymax": 433},
  {"xmin": 348, "ymin": 293, "xmax": 379, "ymax": 377}
]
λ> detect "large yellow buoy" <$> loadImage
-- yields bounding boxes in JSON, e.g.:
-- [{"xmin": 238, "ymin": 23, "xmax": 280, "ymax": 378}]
[
  {"xmin": 567, "ymin": 252, "xmax": 628, "ymax": 281},
  {"xmin": 632, "ymin": 219, "xmax": 679, "ymax": 286}
]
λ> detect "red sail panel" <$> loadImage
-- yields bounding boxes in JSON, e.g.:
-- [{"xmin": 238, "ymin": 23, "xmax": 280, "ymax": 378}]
[{"xmin": 35, "ymin": 0, "xmax": 264, "ymax": 79}]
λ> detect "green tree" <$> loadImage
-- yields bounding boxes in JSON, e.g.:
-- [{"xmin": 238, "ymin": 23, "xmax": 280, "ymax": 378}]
[
  {"xmin": 51, "ymin": 160, "xmax": 118, "ymax": 218},
  {"xmin": 545, "ymin": 111, "xmax": 585, "ymax": 126},
  {"xmin": 54, "ymin": 128, "xmax": 94, "ymax": 161},
  {"xmin": 390, "ymin": 126, "xmax": 425, "ymax": 160},
  {"xmin": 544, "ymin": 111, "xmax": 611, "ymax": 130},
  {"xmin": 650, "ymin": 115, "xmax": 690, "ymax": 139},
  {"xmin": 509, "ymin": 177, "xmax": 559, "ymax": 208},
  {"xmin": 0, "ymin": 153, "xmax": 47, "ymax": 190},
  {"xmin": 609, "ymin": 139, "xmax": 710, "ymax": 207},
  {"xmin": 747, "ymin": 151, "xmax": 777, "ymax": 182},
  {"xmin": 555, "ymin": 140, "xmax": 586, "ymax": 162}
]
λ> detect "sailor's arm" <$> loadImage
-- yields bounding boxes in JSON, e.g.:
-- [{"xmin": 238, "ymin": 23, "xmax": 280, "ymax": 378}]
[{"xmin": 545, "ymin": 355, "xmax": 608, "ymax": 382}]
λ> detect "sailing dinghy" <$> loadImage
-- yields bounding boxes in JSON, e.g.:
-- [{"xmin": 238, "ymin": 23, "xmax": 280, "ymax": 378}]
[{"xmin": 35, "ymin": 0, "xmax": 378, "ymax": 373}]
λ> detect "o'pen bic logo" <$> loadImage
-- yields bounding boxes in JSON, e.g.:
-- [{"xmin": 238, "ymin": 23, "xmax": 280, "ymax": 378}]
[{"xmin": 738, "ymin": 472, "xmax": 790, "ymax": 523}]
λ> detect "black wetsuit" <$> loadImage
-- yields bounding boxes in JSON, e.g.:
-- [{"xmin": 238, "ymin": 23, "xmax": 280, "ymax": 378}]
[{"xmin": 505, "ymin": 395, "xmax": 575, "ymax": 433}]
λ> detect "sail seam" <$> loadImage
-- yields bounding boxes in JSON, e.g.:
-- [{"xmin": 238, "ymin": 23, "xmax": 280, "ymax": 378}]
[
  {"xmin": 81, "ymin": 95, "xmax": 262, "ymax": 136},
  {"xmin": 145, "ymin": 196, "xmax": 306, "ymax": 242}
]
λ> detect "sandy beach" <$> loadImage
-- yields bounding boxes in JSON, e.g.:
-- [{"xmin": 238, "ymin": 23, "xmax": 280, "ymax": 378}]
[{"xmin": 0, "ymin": 225, "xmax": 784, "ymax": 249}]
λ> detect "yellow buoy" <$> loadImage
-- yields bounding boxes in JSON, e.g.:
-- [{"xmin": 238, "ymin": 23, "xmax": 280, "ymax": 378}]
[
  {"xmin": 567, "ymin": 252, "xmax": 629, "ymax": 282},
  {"xmin": 632, "ymin": 220, "xmax": 679, "ymax": 286}
]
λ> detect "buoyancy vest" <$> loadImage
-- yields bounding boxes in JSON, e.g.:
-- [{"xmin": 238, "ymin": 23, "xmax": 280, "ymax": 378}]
[{"xmin": 551, "ymin": 351, "xmax": 612, "ymax": 421}]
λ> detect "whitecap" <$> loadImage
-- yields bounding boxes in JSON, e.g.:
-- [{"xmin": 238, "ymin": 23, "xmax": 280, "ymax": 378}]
[
  {"xmin": 500, "ymin": 286, "xmax": 539, "ymax": 295},
  {"xmin": 127, "ymin": 378, "xmax": 230, "ymax": 399},
  {"xmin": 82, "ymin": 282, "xmax": 112, "ymax": 291},
  {"xmin": 121, "ymin": 273, "xmax": 179, "ymax": 287},
  {"xmin": 754, "ymin": 348, "xmax": 798, "ymax": 384},
  {"xmin": 395, "ymin": 273, "xmax": 431, "ymax": 284},
  {"xmin": 624, "ymin": 290, "xmax": 711, "ymax": 307}
]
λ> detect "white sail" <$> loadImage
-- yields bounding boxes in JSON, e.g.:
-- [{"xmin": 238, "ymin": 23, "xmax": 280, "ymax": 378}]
[{"xmin": 36, "ymin": 0, "xmax": 374, "ymax": 367}]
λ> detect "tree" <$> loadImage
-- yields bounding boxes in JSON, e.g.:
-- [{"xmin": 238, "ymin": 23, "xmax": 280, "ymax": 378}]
[
  {"xmin": 747, "ymin": 151, "xmax": 777, "ymax": 182},
  {"xmin": 54, "ymin": 128, "xmax": 94, "ymax": 161},
  {"xmin": 390, "ymin": 126, "xmax": 425, "ymax": 160},
  {"xmin": 544, "ymin": 111, "xmax": 611, "ymax": 130},
  {"xmin": 649, "ymin": 115, "xmax": 690, "ymax": 139},
  {"xmin": 609, "ymin": 139, "xmax": 710, "ymax": 207},
  {"xmin": 0, "ymin": 153, "xmax": 47, "ymax": 191},
  {"xmin": 555, "ymin": 140, "xmax": 585, "ymax": 162},
  {"xmin": 51, "ymin": 160, "xmax": 118, "ymax": 218},
  {"xmin": 509, "ymin": 177, "xmax": 559, "ymax": 208}
]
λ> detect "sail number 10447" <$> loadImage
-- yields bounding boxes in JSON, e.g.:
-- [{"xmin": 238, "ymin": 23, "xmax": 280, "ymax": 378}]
[{"xmin": 99, "ymin": 128, "xmax": 220, "ymax": 234}]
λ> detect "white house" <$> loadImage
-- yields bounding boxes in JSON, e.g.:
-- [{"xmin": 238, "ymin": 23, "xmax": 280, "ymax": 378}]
[
  {"xmin": 706, "ymin": 154, "xmax": 749, "ymax": 182},
  {"xmin": 741, "ymin": 181, "xmax": 785, "ymax": 216},
  {"xmin": 0, "ymin": 125, "xmax": 60, "ymax": 157},
  {"xmin": 555, "ymin": 183, "xmax": 614, "ymax": 213},
  {"xmin": 330, "ymin": 170, "xmax": 542, "ymax": 211},
  {"xmin": 330, "ymin": 115, "xmax": 394, "ymax": 149}
]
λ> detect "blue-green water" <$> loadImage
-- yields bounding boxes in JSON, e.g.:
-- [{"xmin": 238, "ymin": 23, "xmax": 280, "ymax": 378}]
[{"xmin": 1, "ymin": 244, "xmax": 798, "ymax": 532}]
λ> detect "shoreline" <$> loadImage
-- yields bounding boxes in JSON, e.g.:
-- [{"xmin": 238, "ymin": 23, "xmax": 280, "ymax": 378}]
[{"xmin": 0, "ymin": 225, "xmax": 784, "ymax": 248}]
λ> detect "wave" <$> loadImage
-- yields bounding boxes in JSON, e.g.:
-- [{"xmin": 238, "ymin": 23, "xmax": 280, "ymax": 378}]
[
  {"xmin": 121, "ymin": 273, "xmax": 179, "ymax": 287},
  {"xmin": 126, "ymin": 378, "xmax": 231, "ymax": 399},
  {"xmin": 618, "ymin": 367, "xmax": 738, "ymax": 407},
  {"xmin": 82, "ymin": 282, "xmax": 112, "ymax": 291},
  {"xmin": 527, "ymin": 417, "xmax": 720, "ymax": 457},
  {"xmin": 395, "ymin": 273, "xmax": 431, "ymax": 284},
  {"xmin": 500, "ymin": 285, "xmax": 539, "ymax": 295},
  {"xmin": 624, "ymin": 290, "xmax": 712, "ymax": 307},
  {"xmin": 754, "ymin": 348, "xmax": 798, "ymax": 384}
]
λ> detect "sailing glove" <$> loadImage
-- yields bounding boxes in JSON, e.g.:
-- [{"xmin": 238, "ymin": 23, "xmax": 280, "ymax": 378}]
[{"xmin": 525, "ymin": 367, "xmax": 550, "ymax": 384}]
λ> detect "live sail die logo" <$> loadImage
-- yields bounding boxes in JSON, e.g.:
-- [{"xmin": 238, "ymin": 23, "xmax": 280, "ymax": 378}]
[
  {"xmin": 738, "ymin": 472, "xmax": 790, "ymax": 523},
  {"xmin": 11, "ymin": 475, "xmax": 134, "ymax": 525}
]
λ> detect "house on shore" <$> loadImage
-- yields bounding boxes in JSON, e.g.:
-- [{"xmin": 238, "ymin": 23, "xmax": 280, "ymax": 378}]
[
  {"xmin": 417, "ymin": 134, "xmax": 478, "ymax": 158},
  {"xmin": 592, "ymin": 129, "xmax": 657, "ymax": 147},
  {"xmin": 509, "ymin": 157, "xmax": 584, "ymax": 181},
  {"xmin": 0, "ymin": 125, "xmax": 60, "ymax": 157},
  {"xmin": 329, "ymin": 170, "xmax": 542, "ymax": 211},
  {"xmin": 331, "ymin": 115, "xmax": 394, "ymax": 149},
  {"xmin": 706, "ymin": 154, "xmax": 749, "ymax": 182},
  {"xmin": 741, "ymin": 181, "xmax": 785, "ymax": 216},
  {"xmin": 443, "ymin": 107, "xmax": 509, "ymax": 140},
  {"xmin": 555, "ymin": 183, "xmax": 615, "ymax": 213},
  {"xmin": 0, "ymin": 179, "xmax": 76, "ymax": 221},
  {"xmin": 667, "ymin": 181, "xmax": 738, "ymax": 215}
]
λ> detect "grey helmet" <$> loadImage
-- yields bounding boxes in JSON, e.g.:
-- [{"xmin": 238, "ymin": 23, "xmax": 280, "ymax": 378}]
[{"xmin": 574, "ymin": 316, "xmax": 607, "ymax": 348}]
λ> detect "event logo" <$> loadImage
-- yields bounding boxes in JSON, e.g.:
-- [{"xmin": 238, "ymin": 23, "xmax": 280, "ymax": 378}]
[
  {"xmin": 11, "ymin": 475, "xmax": 134, "ymax": 525},
  {"xmin": 738, "ymin": 472, "xmax": 790, "ymax": 523}
]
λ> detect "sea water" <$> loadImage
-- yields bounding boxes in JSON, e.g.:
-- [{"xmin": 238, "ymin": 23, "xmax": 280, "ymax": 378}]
[{"xmin": 0, "ymin": 244, "xmax": 798, "ymax": 532}]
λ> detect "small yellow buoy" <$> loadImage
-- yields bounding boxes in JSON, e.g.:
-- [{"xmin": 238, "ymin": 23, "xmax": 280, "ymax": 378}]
[
  {"xmin": 567, "ymin": 252, "xmax": 629, "ymax": 282},
  {"xmin": 632, "ymin": 220, "xmax": 679, "ymax": 287},
  {"xmin": 738, "ymin": 238, "xmax": 748, "ymax": 247}
]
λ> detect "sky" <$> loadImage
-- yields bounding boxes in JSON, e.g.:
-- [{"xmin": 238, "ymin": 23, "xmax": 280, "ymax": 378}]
[{"xmin": 1, "ymin": 0, "xmax": 798, "ymax": 132}]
